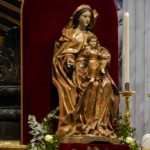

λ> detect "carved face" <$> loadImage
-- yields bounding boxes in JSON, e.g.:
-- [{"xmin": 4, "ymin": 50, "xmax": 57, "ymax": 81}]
[
  {"xmin": 78, "ymin": 11, "xmax": 91, "ymax": 29},
  {"xmin": 89, "ymin": 38, "xmax": 97, "ymax": 49}
]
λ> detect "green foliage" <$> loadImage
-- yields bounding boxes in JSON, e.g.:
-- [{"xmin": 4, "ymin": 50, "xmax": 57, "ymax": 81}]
[
  {"xmin": 28, "ymin": 108, "xmax": 142, "ymax": 150},
  {"xmin": 116, "ymin": 117, "xmax": 141, "ymax": 150},
  {"xmin": 117, "ymin": 117, "xmax": 136, "ymax": 138},
  {"xmin": 28, "ymin": 107, "xmax": 59, "ymax": 150}
]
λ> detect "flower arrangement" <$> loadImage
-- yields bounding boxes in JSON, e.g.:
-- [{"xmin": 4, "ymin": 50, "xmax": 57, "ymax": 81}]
[
  {"xmin": 28, "ymin": 108, "xmax": 141, "ymax": 150},
  {"xmin": 116, "ymin": 117, "xmax": 141, "ymax": 150},
  {"xmin": 28, "ymin": 107, "xmax": 59, "ymax": 150}
]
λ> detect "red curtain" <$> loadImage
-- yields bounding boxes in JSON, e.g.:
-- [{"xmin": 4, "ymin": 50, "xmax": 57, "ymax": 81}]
[
  {"xmin": 22, "ymin": 0, "xmax": 118, "ymax": 144},
  {"xmin": 60, "ymin": 143, "xmax": 130, "ymax": 150}
]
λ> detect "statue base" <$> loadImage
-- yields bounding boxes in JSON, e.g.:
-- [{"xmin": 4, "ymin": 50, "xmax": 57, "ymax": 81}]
[{"xmin": 58, "ymin": 135, "xmax": 120, "ymax": 144}]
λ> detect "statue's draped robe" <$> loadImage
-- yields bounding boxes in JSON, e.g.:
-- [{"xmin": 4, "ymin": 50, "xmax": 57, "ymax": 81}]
[{"xmin": 53, "ymin": 28, "xmax": 120, "ymax": 137}]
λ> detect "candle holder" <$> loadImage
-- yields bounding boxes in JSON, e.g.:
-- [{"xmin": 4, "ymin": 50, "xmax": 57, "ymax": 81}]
[
  {"xmin": 147, "ymin": 94, "xmax": 150, "ymax": 97},
  {"xmin": 120, "ymin": 82, "xmax": 135, "ymax": 123}
]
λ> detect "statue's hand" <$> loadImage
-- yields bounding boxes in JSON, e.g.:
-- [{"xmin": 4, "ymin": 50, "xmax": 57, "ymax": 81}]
[
  {"xmin": 90, "ymin": 77, "xmax": 95, "ymax": 82},
  {"xmin": 67, "ymin": 58, "xmax": 75, "ymax": 68},
  {"xmin": 101, "ymin": 53, "xmax": 111, "ymax": 60},
  {"xmin": 100, "ymin": 49, "xmax": 111, "ymax": 60}
]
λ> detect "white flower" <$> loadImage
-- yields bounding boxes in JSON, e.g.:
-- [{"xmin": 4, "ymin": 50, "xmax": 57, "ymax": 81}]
[
  {"xmin": 126, "ymin": 137, "xmax": 135, "ymax": 145},
  {"xmin": 44, "ymin": 134, "xmax": 54, "ymax": 143},
  {"xmin": 119, "ymin": 136, "xmax": 124, "ymax": 141}
]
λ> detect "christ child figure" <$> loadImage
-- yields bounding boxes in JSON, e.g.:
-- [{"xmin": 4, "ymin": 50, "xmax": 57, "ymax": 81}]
[{"xmin": 84, "ymin": 35, "xmax": 111, "ymax": 83}]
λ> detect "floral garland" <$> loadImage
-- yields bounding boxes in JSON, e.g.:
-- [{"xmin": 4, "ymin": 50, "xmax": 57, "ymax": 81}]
[
  {"xmin": 28, "ymin": 108, "xmax": 141, "ymax": 150},
  {"xmin": 28, "ymin": 107, "xmax": 59, "ymax": 150},
  {"xmin": 116, "ymin": 117, "xmax": 141, "ymax": 150}
]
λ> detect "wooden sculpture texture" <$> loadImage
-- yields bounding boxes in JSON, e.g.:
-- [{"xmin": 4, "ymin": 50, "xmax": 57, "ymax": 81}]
[{"xmin": 52, "ymin": 4, "xmax": 120, "ymax": 138}]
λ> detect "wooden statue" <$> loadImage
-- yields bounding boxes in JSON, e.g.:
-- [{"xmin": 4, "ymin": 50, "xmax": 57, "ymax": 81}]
[{"xmin": 52, "ymin": 4, "xmax": 120, "ymax": 141}]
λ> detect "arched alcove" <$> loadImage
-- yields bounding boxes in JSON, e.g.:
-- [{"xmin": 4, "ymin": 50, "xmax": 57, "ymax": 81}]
[{"xmin": 22, "ymin": 0, "xmax": 118, "ymax": 144}]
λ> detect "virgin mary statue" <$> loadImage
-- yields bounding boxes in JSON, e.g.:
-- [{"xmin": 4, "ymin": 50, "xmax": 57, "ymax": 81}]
[{"xmin": 52, "ymin": 4, "xmax": 120, "ymax": 140}]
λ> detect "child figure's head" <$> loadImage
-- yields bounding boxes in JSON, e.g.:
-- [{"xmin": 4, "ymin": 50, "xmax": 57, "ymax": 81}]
[{"xmin": 87, "ymin": 35, "xmax": 98, "ymax": 49}]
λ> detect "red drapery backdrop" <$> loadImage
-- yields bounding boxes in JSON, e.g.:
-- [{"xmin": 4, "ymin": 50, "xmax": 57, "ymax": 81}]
[
  {"xmin": 22, "ymin": 0, "xmax": 118, "ymax": 144},
  {"xmin": 60, "ymin": 143, "xmax": 130, "ymax": 150}
]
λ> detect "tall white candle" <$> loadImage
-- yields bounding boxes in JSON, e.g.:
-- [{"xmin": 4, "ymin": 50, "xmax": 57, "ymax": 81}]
[{"xmin": 124, "ymin": 12, "xmax": 129, "ymax": 83}]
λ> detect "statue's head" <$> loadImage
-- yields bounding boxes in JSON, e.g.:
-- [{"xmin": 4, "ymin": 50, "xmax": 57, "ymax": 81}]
[
  {"xmin": 72, "ymin": 5, "xmax": 94, "ymax": 31},
  {"xmin": 64, "ymin": 5, "xmax": 98, "ymax": 31},
  {"xmin": 87, "ymin": 35, "xmax": 98, "ymax": 49}
]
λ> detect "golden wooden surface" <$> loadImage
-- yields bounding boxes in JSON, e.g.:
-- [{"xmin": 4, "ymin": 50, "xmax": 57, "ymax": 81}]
[
  {"xmin": 59, "ymin": 135, "xmax": 120, "ymax": 144},
  {"xmin": 0, "ymin": 141, "xmax": 27, "ymax": 150}
]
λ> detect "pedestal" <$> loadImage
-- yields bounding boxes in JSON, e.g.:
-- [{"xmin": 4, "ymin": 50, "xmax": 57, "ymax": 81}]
[
  {"xmin": 59, "ymin": 135, "xmax": 120, "ymax": 144},
  {"xmin": 59, "ymin": 143, "xmax": 130, "ymax": 150}
]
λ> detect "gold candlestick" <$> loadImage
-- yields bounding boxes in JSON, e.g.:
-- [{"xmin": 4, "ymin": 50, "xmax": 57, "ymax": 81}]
[
  {"xmin": 147, "ymin": 94, "xmax": 150, "ymax": 97},
  {"xmin": 120, "ymin": 83, "xmax": 135, "ymax": 123}
]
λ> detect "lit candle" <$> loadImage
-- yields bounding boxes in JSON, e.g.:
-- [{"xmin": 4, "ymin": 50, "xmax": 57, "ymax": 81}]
[{"xmin": 124, "ymin": 12, "xmax": 129, "ymax": 83}]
